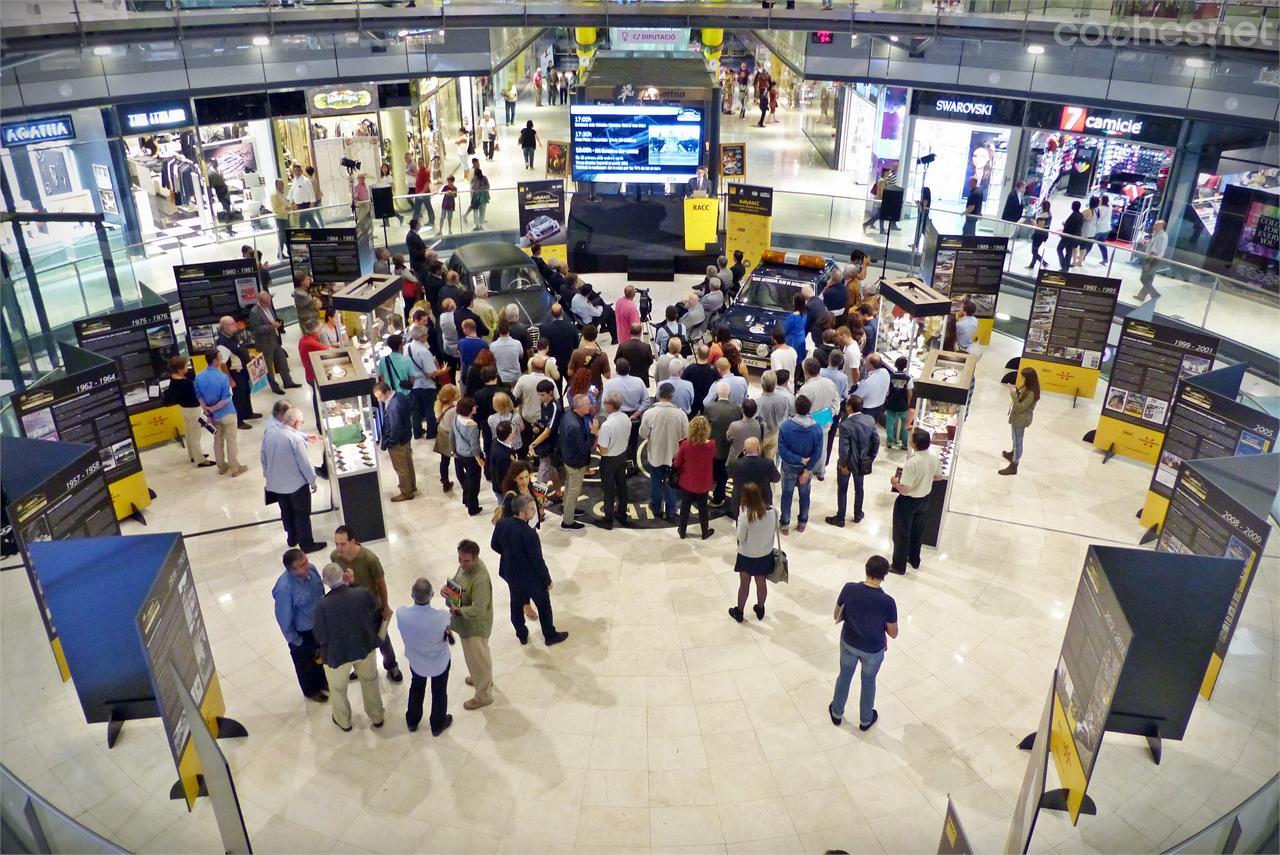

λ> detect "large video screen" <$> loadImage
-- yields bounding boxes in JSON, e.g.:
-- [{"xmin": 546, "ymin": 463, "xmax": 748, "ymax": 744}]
[{"xmin": 570, "ymin": 104, "xmax": 705, "ymax": 183}]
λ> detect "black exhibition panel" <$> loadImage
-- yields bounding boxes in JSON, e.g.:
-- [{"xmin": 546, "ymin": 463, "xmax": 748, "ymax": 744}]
[
  {"xmin": 72, "ymin": 285, "xmax": 178, "ymax": 416},
  {"xmin": 173, "ymin": 259, "xmax": 260, "ymax": 353},
  {"xmin": 1100, "ymin": 318, "xmax": 1220, "ymax": 432},
  {"xmin": 287, "ymin": 228, "xmax": 362, "ymax": 288}
]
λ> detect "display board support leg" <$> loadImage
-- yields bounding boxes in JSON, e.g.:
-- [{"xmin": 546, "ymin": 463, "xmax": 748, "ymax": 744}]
[
  {"xmin": 214, "ymin": 716, "xmax": 249, "ymax": 739},
  {"xmin": 174, "ymin": 427, "xmax": 185, "ymax": 448},
  {"xmin": 1101, "ymin": 442, "xmax": 1116, "ymax": 464},
  {"xmin": 1017, "ymin": 731, "xmax": 1036, "ymax": 750},
  {"xmin": 1139, "ymin": 525, "xmax": 1159, "ymax": 545},
  {"xmin": 1039, "ymin": 788, "xmax": 1096, "ymax": 816},
  {"xmin": 1083, "ymin": 429, "xmax": 1097, "ymax": 443},
  {"xmin": 106, "ymin": 707, "xmax": 126, "ymax": 748},
  {"xmin": 128, "ymin": 504, "xmax": 148, "ymax": 526},
  {"xmin": 170, "ymin": 774, "xmax": 209, "ymax": 801},
  {"xmin": 148, "ymin": 488, "xmax": 157, "ymax": 500},
  {"xmin": 1145, "ymin": 731, "xmax": 1162, "ymax": 765},
  {"xmin": 1073, "ymin": 387, "xmax": 1080, "ymax": 409},
  {"xmin": 1001, "ymin": 370, "xmax": 1019, "ymax": 385},
  {"xmin": 1004, "ymin": 357, "xmax": 1020, "ymax": 371}
]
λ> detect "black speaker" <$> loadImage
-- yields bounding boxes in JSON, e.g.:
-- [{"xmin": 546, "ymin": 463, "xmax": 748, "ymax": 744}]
[
  {"xmin": 880, "ymin": 186, "xmax": 905, "ymax": 223},
  {"xmin": 371, "ymin": 186, "xmax": 395, "ymax": 221}
]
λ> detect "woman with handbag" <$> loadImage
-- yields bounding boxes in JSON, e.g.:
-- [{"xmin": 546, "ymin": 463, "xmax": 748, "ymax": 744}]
[
  {"xmin": 999, "ymin": 366, "xmax": 1040, "ymax": 476},
  {"xmin": 434, "ymin": 384, "xmax": 461, "ymax": 492},
  {"xmin": 673, "ymin": 415, "xmax": 716, "ymax": 540},
  {"xmin": 729, "ymin": 483, "xmax": 778, "ymax": 623}
]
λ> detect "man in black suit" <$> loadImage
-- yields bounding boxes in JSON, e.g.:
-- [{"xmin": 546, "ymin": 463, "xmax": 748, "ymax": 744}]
[
  {"xmin": 406, "ymin": 219, "xmax": 428, "ymax": 279},
  {"xmin": 454, "ymin": 292, "xmax": 490, "ymax": 340},
  {"xmin": 540, "ymin": 303, "xmax": 580, "ymax": 373},
  {"xmin": 215, "ymin": 315, "xmax": 261, "ymax": 428},
  {"xmin": 617, "ymin": 323, "xmax": 654, "ymax": 386},
  {"xmin": 962, "ymin": 178, "xmax": 984, "ymax": 237},
  {"xmin": 491, "ymin": 495, "xmax": 569, "ymax": 646},
  {"xmin": 728, "ymin": 436, "xmax": 781, "ymax": 516},
  {"xmin": 437, "ymin": 271, "xmax": 466, "ymax": 318},
  {"xmin": 1058, "ymin": 200, "xmax": 1085, "ymax": 271},
  {"xmin": 420, "ymin": 255, "xmax": 444, "ymax": 310},
  {"xmin": 1001, "ymin": 180, "xmax": 1026, "ymax": 226},
  {"xmin": 530, "ymin": 243, "xmax": 554, "ymax": 283},
  {"xmin": 686, "ymin": 165, "xmax": 714, "ymax": 197}
]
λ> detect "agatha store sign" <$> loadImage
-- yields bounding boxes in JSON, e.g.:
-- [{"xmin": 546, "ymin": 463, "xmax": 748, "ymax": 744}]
[
  {"xmin": 2, "ymin": 116, "xmax": 76, "ymax": 146},
  {"xmin": 307, "ymin": 86, "xmax": 378, "ymax": 116}
]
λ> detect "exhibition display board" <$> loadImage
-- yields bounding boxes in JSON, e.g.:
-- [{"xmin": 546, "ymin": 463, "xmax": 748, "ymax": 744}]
[
  {"xmin": 517, "ymin": 179, "xmax": 569, "ymax": 265},
  {"xmin": 912, "ymin": 350, "xmax": 976, "ymax": 548},
  {"xmin": 1019, "ymin": 270, "xmax": 1120, "ymax": 398},
  {"xmin": 1005, "ymin": 676, "xmax": 1054, "ymax": 854},
  {"xmin": 310, "ymin": 346, "xmax": 386, "ymax": 542},
  {"xmin": 1156, "ymin": 454, "xmax": 1279, "ymax": 699},
  {"xmin": 73, "ymin": 285, "xmax": 182, "ymax": 449},
  {"xmin": 287, "ymin": 227, "xmax": 361, "ymax": 287},
  {"xmin": 1093, "ymin": 317, "xmax": 1220, "ymax": 465},
  {"xmin": 921, "ymin": 223, "xmax": 1009, "ymax": 345},
  {"xmin": 725, "ymin": 184, "xmax": 773, "ymax": 279},
  {"xmin": 173, "ymin": 259, "xmax": 259, "ymax": 353},
  {"xmin": 0, "ymin": 438, "xmax": 119, "ymax": 681},
  {"xmin": 1139, "ymin": 363, "xmax": 1277, "ymax": 532},
  {"xmin": 1049, "ymin": 547, "xmax": 1133, "ymax": 823},
  {"xmin": 937, "ymin": 797, "xmax": 975, "ymax": 855},
  {"xmin": 876, "ymin": 277, "xmax": 951, "ymax": 379},
  {"xmin": 11, "ymin": 343, "xmax": 151, "ymax": 521}
]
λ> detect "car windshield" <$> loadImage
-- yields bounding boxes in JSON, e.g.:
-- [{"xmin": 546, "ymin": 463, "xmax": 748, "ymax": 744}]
[
  {"xmin": 741, "ymin": 269, "xmax": 811, "ymax": 312},
  {"xmin": 488, "ymin": 265, "xmax": 544, "ymax": 293}
]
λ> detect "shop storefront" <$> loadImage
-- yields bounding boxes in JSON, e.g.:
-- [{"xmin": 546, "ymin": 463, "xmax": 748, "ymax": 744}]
[
  {"xmin": 801, "ymin": 80, "xmax": 840, "ymax": 169},
  {"xmin": 193, "ymin": 93, "xmax": 279, "ymax": 222},
  {"xmin": 904, "ymin": 90, "xmax": 1026, "ymax": 217},
  {"xmin": 837, "ymin": 83, "xmax": 908, "ymax": 186},
  {"xmin": 115, "ymin": 99, "xmax": 212, "ymax": 240},
  {"xmin": 306, "ymin": 85, "xmax": 383, "ymax": 209},
  {"xmin": 1, "ymin": 108, "xmax": 128, "ymax": 266},
  {"xmin": 1019, "ymin": 102, "xmax": 1182, "ymax": 245},
  {"xmin": 414, "ymin": 77, "xmax": 463, "ymax": 185}
]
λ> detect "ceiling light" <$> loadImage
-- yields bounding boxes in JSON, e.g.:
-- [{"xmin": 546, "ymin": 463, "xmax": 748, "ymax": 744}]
[
  {"xmin": 92, "ymin": 45, "xmax": 112, "ymax": 56},
  {"xmin": 397, "ymin": 29, "xmax": 409, "ymax": 37},
  {"xmin": 1026, "ymin": 44, "xmax": 1044, "ymax": 55},
  {"xmin": 889, "ymin": 35, "xmax": 899, "ymax": 43},
  {"xmin": 252, "ymin": 35, "xmax": 270, "ymax": 47},
  {"xmin": 1185, "ymin": 57, "xmax": 1206, "ymax": 68}
]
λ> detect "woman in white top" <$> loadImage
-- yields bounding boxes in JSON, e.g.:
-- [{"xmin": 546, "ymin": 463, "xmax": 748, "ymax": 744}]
[
  {"xmin": 1092, "ymin": 195, "xmax": 1112, "ymax": 263},
  {"xmin": 729, "ymin": 483, "xmax": 779, "ymax": 623},
  {"xmin": 438, "ymin": 297, "xmax": 461, "ymax": 366}
]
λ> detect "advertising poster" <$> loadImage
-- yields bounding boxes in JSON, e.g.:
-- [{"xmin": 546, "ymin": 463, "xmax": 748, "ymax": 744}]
[
  {"xmin": 203, "ymin": 139, "xmax": 257, "ymax": 179},
  {"xmin": 719, "ymin": 142, "xmax": 746, "ymax": 183},
  {"xmin": 570, "ymin": 104, "xmax": 706, "ymax": 183},
  {"xmin": 925, "ymin": 229, "xmax": 1009, "ymax": 344},
  {"xmin": 1157, "ymin": 455, "xmax": 1276, "ymax": 699},
  {"xmin": 1205, "ymin": 185, "xmax": 1278, "ymax": 294},
  {"xmin": 136, "ymin": 535, "xmax": 222, "ymax": 810},
  {"xmin": 962, "ymin": 130, "xmax": 1003, "ymax": 201},
  {"xmin": 937, "ymin": 797, "xmax": 974, "ymax": 855},
  {"xmin": 174, "ymin": 260, "xmax": 259, "ymax": 354},
  {"xmin": 1094, "ymin": 318, "xmax": 1220, "ymax": 464},
  {"xmin": 545, "ymin": 141, "xmax": 569, "ymax": 178},
  {"xmin": 1, "ymin": 438, "xmax": 120, "ymax": 681},
  {"xmin": 1049, "ymin": 549, "xmax": 1133, "ymax": 824},
  {"xmin": 517, "ymin": 179, "xmax": 568, "ymax": 265},
  {"xmin": 726, "ymin": 183, "xmax": 773, "ymax": 279},
  {"xmin": 12, "ymin": 346, "xmax": 147, "ymax": 513},
  {"xmin": 1019, "ymin": 270, "xmax": 1120, "ymax": 397},
  {"xmin": 286, "ymin": 227, "xmax": 361, "ymax": 287},
  {"xmin": 73, "ymin": 291, "xmax": 177, "ymax": 417}
]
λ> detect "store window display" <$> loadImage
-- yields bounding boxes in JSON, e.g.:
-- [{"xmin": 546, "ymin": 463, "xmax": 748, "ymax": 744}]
[
  {"xmin": 124, "ymin": 128, "xmax": 206, "ymax": 238},
  {"xmin": 197, "ymin": 119, "xmax": 279, "ymax": 220}
]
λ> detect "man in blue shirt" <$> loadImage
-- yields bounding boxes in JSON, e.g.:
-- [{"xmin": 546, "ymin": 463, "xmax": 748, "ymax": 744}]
[
  {"xmin": 457, "ymin": 319, "xmax": 489, "ymax": 377},
  {"xmin": 777, "ymin": 395, "xmax": 824, "ymax": 534},
  {"xmin": 701, "ymin": 358, "xmax": 748, "ymax": 409},
  {"xmin": 396, "ymin": 578, "xmax": 454, "ymax": 735},
  {"xmin": 272, "ymin": 548, "xmax": 328, "ymax": 702},
  {"xmin": 261, "ymin": 401, "xmax": 323, "ymax": 551},
  {"xmin": 829, "ymin": 555, "xmax": 898, "ymax": 731},
  {"xmin": 663, "ymin": 359, "xmax": 695, "ymax": 415},
  {"xmin": 374, "ymin": 381, "xmax": 417, "ymax": 502},
  {"xmin": 194, "ymin": 349, "xmax": 247, "ymax": 476},
  {"xmin": 557, "ymin": 394, "xmax": 595, "ymax": 530}
]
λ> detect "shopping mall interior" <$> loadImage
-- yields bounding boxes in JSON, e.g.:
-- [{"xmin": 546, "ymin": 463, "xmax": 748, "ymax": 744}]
[{"xmin": 0, "ymin": 4, "xmax": 1277, "ymax": 854}]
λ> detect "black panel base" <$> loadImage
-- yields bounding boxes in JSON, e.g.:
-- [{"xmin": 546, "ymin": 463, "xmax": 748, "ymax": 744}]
[
  {"xmin": 128, "ymin": 503, "xmax": 148, "ymax": 526},
  {"xmin": 106, "ymin": 708, "xmax": 125, "ymax": 748},
  {"xmin": 1139, "ymin": 525, "xmax": 1159, "ymax": 545},
  {"xmin": 1082, "ymin": 429, "xmax": 1097, "ymax": 443},
  {"xmin": 336, "ymin": 470, "xmax": 386, "ymax": 543},
  {"xmin": 1146, "ymin": 731, "xmax": 1162, "ymax": 765},
  {"xmin": 148, "ymin": 488, "xmax": 157, "ymax": 500},
  {"xmin": 215, "ymin": 716, "xmax": 249, "ymax": 739},
  {"xmin": 1001, "ymin": 370, "xmax": 1019, "ymax": 385},
  {"xmin": 1039, "ymin": 788, "xmax": 1096, "ymax": 816},
  {"xmin": 1004, "ymin": 357, "xmax": 1021, "ymax": 371},
  {"xmin": 1101, "ymin": 442, "xmax": 1117, "ymax": 464},
  {"xmin": 170, "ymin": 774, "xmax": 209, "ymax": 802},
  {"xmin": 1017, "ymin": 731, "xmax": 1036, "ymax": 750}
]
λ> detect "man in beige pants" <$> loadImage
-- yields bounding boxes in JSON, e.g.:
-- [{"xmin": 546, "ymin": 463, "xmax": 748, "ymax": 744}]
[
  {"xmin": 194, "ymin": 349, "xmax": 247, "ymax": 476},
  {"xmin": 448, "ymin": 539, "xmax": 494, "ymax": 709},
  {"xmin": 312, "ymin": 563, "xmax": 386, "ymax": 731}
]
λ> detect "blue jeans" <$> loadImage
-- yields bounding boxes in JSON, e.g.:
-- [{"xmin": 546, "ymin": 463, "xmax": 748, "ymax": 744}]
[
  {"xmin": 780, "ymin": 461, "xmax": 811, "ymax": 527},
  {"xmin": 649, "ymin": 465, "xmax": 678, "ymax": 517},
  {"xmin": 885, "ymin": 410, "xmax": 908, "ymax": 448},
  {"xmin": 831, "ymin": 641, "xmax": 884, "ymax": 726},
  {"xmin": 1011, "ymin": 425, "xmax": 1025, "ymax": 463}
]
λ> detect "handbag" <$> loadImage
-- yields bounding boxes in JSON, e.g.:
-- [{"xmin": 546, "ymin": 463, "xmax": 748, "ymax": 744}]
[
  {"xmin": 666, "ymin": 464, "xmax": 680, "ymax": 490},
  {"xmin": 767, "ymin": 519, "xmax": 789, "ymax": 584}
]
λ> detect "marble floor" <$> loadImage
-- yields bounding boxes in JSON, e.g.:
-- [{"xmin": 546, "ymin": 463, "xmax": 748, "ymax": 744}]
[{"xmin": 1, "ymin": 272, "xmax": 1276, "ymax": 854}]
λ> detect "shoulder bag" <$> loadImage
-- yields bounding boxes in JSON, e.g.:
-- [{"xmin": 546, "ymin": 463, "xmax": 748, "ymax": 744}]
[{"xmin": 767, "ymin": 516, "xmax": 789, "ymax": 584}]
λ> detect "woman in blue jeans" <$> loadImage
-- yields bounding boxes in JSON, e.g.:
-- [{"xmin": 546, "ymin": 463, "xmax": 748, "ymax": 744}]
[
  {"xmin": 829, "ymin": 555, "xmax": 899, "ymax": 731},
  {"xmin": 999, "ymin": 366, "xmax": 1040, "ymax": 476}
]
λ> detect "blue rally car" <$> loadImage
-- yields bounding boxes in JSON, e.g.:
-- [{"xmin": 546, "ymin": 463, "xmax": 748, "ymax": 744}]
[{"xmin": 721, "ymin": 250, "xmax": 840, "ymax": 371}]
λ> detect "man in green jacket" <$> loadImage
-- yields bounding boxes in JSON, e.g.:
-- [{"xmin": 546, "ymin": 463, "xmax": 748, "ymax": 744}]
[{"xmin": 447, "ymin": 539, "xmax": 494, "ymax": 709}]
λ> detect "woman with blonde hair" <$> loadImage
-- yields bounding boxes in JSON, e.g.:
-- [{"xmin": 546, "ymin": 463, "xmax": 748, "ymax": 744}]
[
  {"xmin": 729, "ymin": 482, "xmax": 778, "ymax": 622},
  {"xmin": 434, "ymin": 384, "xmax": 461, "ymax": 492},
  {"xmin": 487, "ymin": 392, "xmax": 525, "ymax": 454},
  {"xmin": 673, "ymin": 415, "xmax": 717, "ymax": 540}
]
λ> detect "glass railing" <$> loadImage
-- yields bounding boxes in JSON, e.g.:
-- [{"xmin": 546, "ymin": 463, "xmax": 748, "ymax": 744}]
[
  {"xmin": 0, "ymin": 765, "xmax": 127, "ymax": 854},
  {"xmin": 5, "ymin": 182, "xmax": 1276, "ymax": 381}
]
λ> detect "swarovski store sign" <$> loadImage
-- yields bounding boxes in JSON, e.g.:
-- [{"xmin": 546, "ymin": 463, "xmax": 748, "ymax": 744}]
[
  {"xmin": 1025, "ymin": 101, "xmax": 1183, "ymax": 146},
  {"xmin": 2, "ymin": 116, "xmax": 76, "ymax": 147},
  {"xmin": 910, "ymin": 90, "xmax": 1026, "ymax": 126}
]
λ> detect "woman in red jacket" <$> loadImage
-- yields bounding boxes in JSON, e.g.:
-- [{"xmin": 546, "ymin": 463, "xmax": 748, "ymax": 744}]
[{"xmin": 673, "ymin": 415, "xmax": 716, "ymax": 540}]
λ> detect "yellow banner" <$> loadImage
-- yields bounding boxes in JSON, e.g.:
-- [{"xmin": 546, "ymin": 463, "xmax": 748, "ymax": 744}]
[
  {"xmin": 1138, "ymin": 490, "xmax": 1170, "ymax": 532},
  {"xmin": 131, "ymin": 406, "xmax": 184, "ymax": 450},
  {"xmin": 683, "ymin": 197, "xmax": 719, "ymax": 251},
  {"xmin": 1019, "ymin": 357, "xmax": 1101, "ymax": 399},
  {"xmin": 1201, "ymin": 653, "xmax": 1225, "ymax": 700},
  {"xmin": 176, "ymin": 671, "xmax": 228, "ymax": 809},
  {"xmin": 725, "ymin": 184, "xmax": 773, "ymax": 276},
  {"xmin": 108, "ymin": 469, "xmax": 152, "ymax": 521},
  {"xmin": 1049, "ymin": 694, "xmax": 1090, "ymax": 823},
  {"xmin": 975, "ymin": 317, "xmax": 994, "ymax": 346},
  {"xmin": 1092, "ymin": 413, "xmax": 1163, "ymax": 465}
]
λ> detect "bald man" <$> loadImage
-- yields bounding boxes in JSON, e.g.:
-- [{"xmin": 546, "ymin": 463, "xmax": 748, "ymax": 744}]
[{"xmin": 728, "ymin": 436, "xmax": 781, "ymax": 517}]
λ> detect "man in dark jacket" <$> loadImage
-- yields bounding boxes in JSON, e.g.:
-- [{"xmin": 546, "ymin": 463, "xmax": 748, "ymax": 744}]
[
  {"xmin": 406, "ymin": 219, "xmax": 428, "ymax": 273},
  {"xmin": 454, "ymin": 292, "xmax": 491, "ymax": 340},
  {"xmin": 491, "ymin": 495, "xmax": 569, "ymax": 646},
  {"xmin": 558, "ymin": 393, "xmax": 594, "ymax": 530},
  {"xmin": 681, "ymin": 345, "xmax": 720, "ymax": 418},
  {"xmin": 804, "ymin": 286, "xmax": 832, "ymax": 337},
  {"xmin": 1058, "ymin": 200, "xmax": 1084, "ymax": 271},
  {"xmin": 215, "ymin": 315, "xmax": 261, "ymax": 427},
  {"xmin": 616, "ymin": 323, "xmax": 654, "ymax": 386},
  {"xmin": 826, "ymin": 395, "xmax": 880, "ymax": 527},
  {"xmin": 540, "ymin": 303, "xmax": 580, "ymax": 372},
  {"xmin": 313, "ymin": 562, "xmax": 385, "ymax": 731},
  {"xmin": 1001, "ymin": 181, "xmax": 1025, "ymax": 225},
  {"xmin": 703, "ymin": 381, "xmax": 742, "ymax": 507},
  {"xmin": 728, "ymin": 436, "xmax": 780, "ymax": 517},
  {"xmin": 374, "ymin": 381, "xmax": 416, "ymax": 501}
]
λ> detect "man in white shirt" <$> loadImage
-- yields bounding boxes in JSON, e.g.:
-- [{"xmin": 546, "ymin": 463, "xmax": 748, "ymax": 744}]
[
  {"xmin": 395, "ymin": 578, "xmax": 453, "ymax": 735},
  {"xmin": 639, "ymin": 383, "xmax": 690, "ymax": 520},
  {"xmin": 770, "ymin": 328, "xmax": 797, "ymax": 380},
  {"xmin": 836, "ymin": 326, "xmax": 862, "ymax": 386},
  {"xmin": 954, "ymin": 300, "xmax": 979, "ymax": 354},
  {"xmin": 1136, "ymin": 219, "xmax": 1168, "ymax": 301},
  {"xmin": 853, "ymin": 353, "xmax": 891, "ymax": 424},
  {"xmin": 702, "ymin": 357, "xmax": 748, "ymax": 408},
  {"xmin": 798, "ymin": 357, "xmax": 839, "ymax": 474},
  {"xmin": 287, "ymin": 164, "xmax": 319, "ymax": 229},
  {"xmin": 664, "ymin": 359, "xmax": 696, "ymax": 415},
  {"xmin": 488, "ymin": 318, "xmax": 525, "ymax": 384},
  {"xmin": 595, "ymin": 394, "xmax": 633, "ymax": 529},
  {"xmin": 512, "ymin": 355, "xmax": 553, "ymax": 425},
  {"xmin": 406, "ymin": 325, "xmax": 447, "ymax": 439},
  {"xmin": 889, "ymin": 428, "xmax": 941, "ymax": 574}
]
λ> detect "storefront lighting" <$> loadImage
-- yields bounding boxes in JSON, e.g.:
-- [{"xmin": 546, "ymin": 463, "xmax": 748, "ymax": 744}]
[
  {"xmin": 252, "ymin": 36, "xmax": 270, "ymax": 47},
  {"xmin": 397, "ymin": 29, "xmax": 410, "ymax": 37},
  {"xmin": 1026, "ymin": 44, "xmax": 1045, "ymax": 55},
  {"xmin": 1185, "ymin": 57, "xmax": 1205, "ymax": 69},
  {"xmin": 92, "ymin": 46, "xmax": 112, "ymax": 56},
  {"xmin": 889, "ymin": 35, "xmax": 899, "ymax": 43}
]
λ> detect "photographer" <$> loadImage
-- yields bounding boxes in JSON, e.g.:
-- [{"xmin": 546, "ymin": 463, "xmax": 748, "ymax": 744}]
[{"xmin": 571, "ymin": 281, "xmax": 617, "ymax": 342}]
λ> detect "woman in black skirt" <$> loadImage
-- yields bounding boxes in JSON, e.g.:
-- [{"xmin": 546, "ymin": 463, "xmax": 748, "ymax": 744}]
[{"xmin": 729, "ymin": 483, "xmax": 779, "ymax": 622}]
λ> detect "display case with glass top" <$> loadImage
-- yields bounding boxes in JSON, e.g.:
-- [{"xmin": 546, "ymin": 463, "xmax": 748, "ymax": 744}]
[
  {"xmin": 910, "ymin": 349, "xmax": 976, "ymax": 547},
  {"xmin": 876, "ymin": 277, "xmax": 951, "ymax": 378},
  {"xmin": 332, "ymin": 274, "xmax": 404, "ymax": 373}
]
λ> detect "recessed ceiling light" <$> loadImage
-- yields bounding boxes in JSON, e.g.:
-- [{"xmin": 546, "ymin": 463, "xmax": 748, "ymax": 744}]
[
  {"xmin": 1027, "ymin": 44, "xmax": 1045, "ymax": 55},
  {"xmin": 397, "ymin": 29, "xmax": 409, "ymax": 37},
  {"xmin": 1185, "ymin": 57, "xmax": 1206, "ymax": 68},
  {"xmin": 92, "ymin": 45, "xmax": 112, "ymax": 56},
  {"xmin": 889, "ymin": 35, "xmax": 899, "ymax": 43},
  {"xmin": 252, "ymin": 35, "xmax": 270, "ymax": 47}
]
